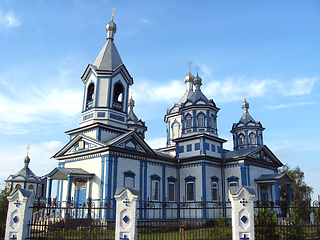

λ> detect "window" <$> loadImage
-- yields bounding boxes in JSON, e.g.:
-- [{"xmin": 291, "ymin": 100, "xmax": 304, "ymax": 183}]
[
  {"xmin": 198, "ymin": 115, "xmax": 204, "ymax": 127},
  {"xmin": 152, "ymin": 181, "xmax": 159, "ymax": 201},
  {"xmin": 229, "ymin": 182, "xmax": 238, "ymax": 187},
  {"xmin": 15, "ymin": 184, "xmax": 21, "ymax": 189},
  {"xmin": 168, "ymin": 183, "xmax": 175, "ymax": 202},
  {"xmin": 186, "ymin": 116, "xmax": 192, "ymax": 128},
  {"xmin": 212, "ymin": 182, "xmax": 218, "ymax": 201},
  {"xmin": 172, "ymin": 123, "xmax": 179, "ymax": 139},
  {"xmin": 250, "ymin": 133, "xmax": 255, "ymax": 144},
  {"xmin": 123, "ymin": 170, "xmax": 135, "ymax": 188},
  {"xmin": 28, "ymin": 185, "xmax": 34, "ymax": 190},
  {"xmin": 113, "ymin": 83, "xmax": 123, "ymax": 110},
  {"xmin": 239, "ymin": 135, "xmax": 245, "ymax": 145},
  {"xmin": 125, "ymin": 177, "xmax": 133, "ymax": 188},
  {"xmin": 86, "ymin": 83, "xmax": 94, "ymax": 109},
  {"xmin": 186, "ymin": 182, "xmax": 194, "ymax": 201}
]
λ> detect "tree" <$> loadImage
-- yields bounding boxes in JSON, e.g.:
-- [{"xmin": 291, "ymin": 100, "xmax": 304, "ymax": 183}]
[
  {"xmin": 279, "ymin": 164, "xmax": 313, "ymax": 222},
  {"xmin": 0, "ymin": 186, "xmax": 11, "ymax": 238},
  {"xmin": 280, "ymin": 164, "xmax": 313, "ymax": 205}
]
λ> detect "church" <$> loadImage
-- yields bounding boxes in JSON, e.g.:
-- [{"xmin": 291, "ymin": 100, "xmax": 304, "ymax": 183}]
[{"xmin": 10, "ymin": 17, "xmax": 292, "ymax": 218}]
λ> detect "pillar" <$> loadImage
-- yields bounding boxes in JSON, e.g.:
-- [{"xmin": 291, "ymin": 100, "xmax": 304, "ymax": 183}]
[
  {"xmin": 114, "ymin": 188, "xmax": 139, "ymax": 240},
  {"xmin": 229, "ymin": 186, "xmax": 256, "ymax": 240},
  {"xmin": 5, "ymin": 189, "xmax": 35, "ymax": 240}
]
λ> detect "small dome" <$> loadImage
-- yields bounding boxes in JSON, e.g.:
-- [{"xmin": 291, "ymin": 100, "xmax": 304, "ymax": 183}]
[
  {"xmin": 24, "ymin": 156, "xmax": 30, "ymax": 164},
  {"xmin": 128, "ymin": 97, "xmax": 135, "ymax": 108},
  {"xmin": 185, "ymin": 72, "xmax": 194, "ymax": 83},
  {"xmin": 242, "ymin": 99, "xmax": 250, "ymax": 111},
  {"xmin": 194, "ymin": 74, "xmax": 202, "ymax": 86},
  {"xmin": 106, "ymin": 20, "xmax": 117, "ymax": 32}
]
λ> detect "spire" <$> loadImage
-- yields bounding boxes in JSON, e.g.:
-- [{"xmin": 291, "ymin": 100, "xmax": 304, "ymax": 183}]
[{"xmin": 92, "ymin": 10, "xmax": 123, "ymax": 71}]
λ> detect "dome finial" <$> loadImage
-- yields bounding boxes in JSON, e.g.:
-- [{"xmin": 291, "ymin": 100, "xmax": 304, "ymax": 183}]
[
  {"xmin": 195, "ymin": 66, "xmax": 200, "ymax": 76},
  {"xmin": 111, "ymin": 7, "xmax": 116, "ymax": 20},
  {"xmin": 242, "ymin": 94, "xmax": 249, "ymax": 113},
  {"xmin": 26, "ymin": 144, "xmax": 30, "ymax": 156},
  {"xmin": 188, "ymin": 61, "xmax": 192, "ymax": 73}
]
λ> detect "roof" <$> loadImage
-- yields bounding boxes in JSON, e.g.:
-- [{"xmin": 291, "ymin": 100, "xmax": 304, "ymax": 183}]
[
  {"xmin": 92, "ymin": 39, "xmax": 123, "ymax": 71},
  {"xmin": 255, "ymin": 174, "xmax": 292, "ymax": 185},
  {"xmin": 46, "ymin": 167, "xmax": 94, "ymax": 180},
  {"xmin": 6, "ymin": 162, "xmax": 42, "ymax": 184},
  {"xmin": 224, "ymin": 145, "xmax": 264, "ymax": 158}
]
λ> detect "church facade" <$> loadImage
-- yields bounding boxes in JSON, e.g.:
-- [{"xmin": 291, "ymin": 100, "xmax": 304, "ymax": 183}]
[{"xmin": 44, "ymin": 18, "xmax": 292, "ymax": 218}]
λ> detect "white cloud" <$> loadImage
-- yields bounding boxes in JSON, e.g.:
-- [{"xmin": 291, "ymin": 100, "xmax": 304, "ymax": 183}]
[
  {"xmin": 132, "ymin": 79, "xmax": 185, "ymax": 104},
  {"xmin": 283, "ymin": 78, "xmax": 318, "ymax": 96},
  {"xmin": 40, "ymin": 141, "xmax": 63, "ymax": 152},
  {"xmin": 132, "ymin": 77, "xmax": 318, "ymax": 105},
  {"xmin": 0, "ymin": 10, "xmax": 21, "ymax": 28},
  {"xmin": 146, "ymin": 137, "xmax": 166, "ymax": 149},
  {"xmin": 266, "ymin": 101, "xmax": 316, "ymax": 110},
  {"xmin": 139, "ymin": 18, "xmax": 153, "ymax": 24}
]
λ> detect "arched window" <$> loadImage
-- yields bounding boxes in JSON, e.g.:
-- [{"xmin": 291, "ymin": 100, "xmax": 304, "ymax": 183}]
[
  {"xmin": 186, "ymin": 116, "xmax": 192, "ymax": 128},
  {"xmin": 86, "ymin": 83, "xmax": 94, "ymax": 109},
  {"xmin": 172, "ymin": 123, "xmax": 179, "ymax": 139},
  {"xmin": 198, "ymin": 114, "xmax": 204, "ymax": 127},
  {"xmin": 239, "ymin": 135, "xmax": 245, "ymax": 145},
  {"xmin": 113, "ymin": 83, "xmax": 123, "ymax": 110},
  {"xmin": 28, "ymin": 185, "xmax": 34, "ymax": 190},
  {"xmin": 249, "ymin": 133, "xmax": 255, "ymax": 144}
]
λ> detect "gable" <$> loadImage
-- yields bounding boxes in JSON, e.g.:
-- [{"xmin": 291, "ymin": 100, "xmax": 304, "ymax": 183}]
[
  {"xmin": 53, "ymin": 134, "xmax": 107, "ymax": 158},
  {"xmin": 108, "ymin": 131, "xmax": 155, "ymax": 155},
  {"xmin": 247, "ymin": 146, "xmax": 282, "ymax": 166}
]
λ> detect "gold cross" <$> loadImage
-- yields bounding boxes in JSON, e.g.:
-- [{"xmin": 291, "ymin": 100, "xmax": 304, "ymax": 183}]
[
  {"xmin": 130, "ymin": 91, "xmax": 134, "ymax": 99},
  {"xmin": 188, "ymin": 61, "xmax": 192, "ymax": 72},
  {"xmin": 111, "ymin": 7, "xmax": 116, "ymax": 20},
  {"xmin": 27, "ymin": 144, "xmax": 30, "ymax": 156},
  {"xmin": 243, "ymin": 93, "xmax": 247, "ymax": 100},
  {"xmin": 195, "ymin": 66, "xmax": 200, "ymax": 75}
]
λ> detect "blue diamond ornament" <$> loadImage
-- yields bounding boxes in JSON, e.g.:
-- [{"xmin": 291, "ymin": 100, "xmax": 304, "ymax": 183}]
[
  {"xmin": 123, "ymin": 215, "xmax": 129, "ymax": 223},
  {"xmin": 241, "ymin": 215, "xmax": 248, "ymax": 223},
  {"xmin": 13, "ymin": 216, "xmax": 19, "ymax": 223}
]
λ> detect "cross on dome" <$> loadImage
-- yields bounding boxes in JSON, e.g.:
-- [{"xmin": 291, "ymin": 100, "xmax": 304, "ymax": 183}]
[
  {"xmin": 188, "ymin": 61, "xmax": 192, "ymax": 72},
  {"xmin": 111, "ymin": 7, "xmax": 116, "ymax": 20}
]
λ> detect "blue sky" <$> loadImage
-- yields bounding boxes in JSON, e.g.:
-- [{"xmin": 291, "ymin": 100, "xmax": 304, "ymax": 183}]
[{"xmin": 0, "ymin": 1, "xmax": 319, "ymax": 200}]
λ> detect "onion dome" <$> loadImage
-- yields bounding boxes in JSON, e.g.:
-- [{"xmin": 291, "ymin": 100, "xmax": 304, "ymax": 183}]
[
  {"xmin": 24, "ymin": 155, "xmax": 30, "ymax": 167},
  {"xmin": 106, "ymin": 20, "xmax": 117, "ymax": 40},
  {"xmin": 194, "ymin": 73, "xmax": 202, "ymax": 91},
  {"xmin": 185, "ymin": 72, "xmax": 194, "ymax": 83},
  {"xmin": 242, "ymin": 98, "xmax": 250, "ymax": 113}
]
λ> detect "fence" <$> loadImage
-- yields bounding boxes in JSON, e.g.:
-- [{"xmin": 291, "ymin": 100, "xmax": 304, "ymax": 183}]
[
  {"xmin": 28, "ymin": 199, "xmax": 116, "ymax": 240},
  {"xmin": 137, "ymin": 201, "xmax": 232, "ymax": 240},
  {"xmin": 254, "ymin": 200, "xmax": 320, "ymax": 240},
  {"xmin": 18, "ymin": 198, "xmax": 320, "ymax": 240}
]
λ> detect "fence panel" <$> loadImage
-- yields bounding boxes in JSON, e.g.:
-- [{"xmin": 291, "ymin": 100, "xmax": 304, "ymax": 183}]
[
  {"xmin": 137, "ymin": 201, "xmax": 232, "ymax": 240},
  {"xmin": 254, "ymin": 201, "xmax": 320, "ymax": 240},
  {"xmin": 28, "ymin": 199, "xmax": 116, "ymax": 240}
]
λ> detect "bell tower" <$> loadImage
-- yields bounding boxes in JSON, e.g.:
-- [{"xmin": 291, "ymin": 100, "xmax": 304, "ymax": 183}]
[{"xmin": 79, "ymin": 16, "xmax": 133, "ymax": 130}]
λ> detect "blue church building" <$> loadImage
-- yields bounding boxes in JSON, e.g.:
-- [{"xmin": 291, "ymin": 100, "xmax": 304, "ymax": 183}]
[{"xmin": 34, "ymin": 17, "xmax": 292, "ymax": 218}]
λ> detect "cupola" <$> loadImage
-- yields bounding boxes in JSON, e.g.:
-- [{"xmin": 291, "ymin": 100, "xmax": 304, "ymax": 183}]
[{"xmin": 231, "ymin": 98, "xmax": 265, "ymax": 150}]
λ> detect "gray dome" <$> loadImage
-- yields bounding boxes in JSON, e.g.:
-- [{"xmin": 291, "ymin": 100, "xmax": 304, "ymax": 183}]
[
  {"xmin": 24, "ymin": 156, "xmax": 30, "ymax": 164},
  {"xmin": 194, "ymin": 74, "xmax": 202, "ymax": 86}
]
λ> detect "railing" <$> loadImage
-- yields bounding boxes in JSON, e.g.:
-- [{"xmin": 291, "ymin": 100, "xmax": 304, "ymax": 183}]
[{"xmin": 254, "ymin": 200, "xmax": 320, "ymax": 240}]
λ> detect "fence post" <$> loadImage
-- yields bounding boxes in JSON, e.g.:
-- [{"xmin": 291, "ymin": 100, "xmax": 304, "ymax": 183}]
[
  {"xmin": 229, "ymin": 186, "xmax": 256, "ymax": 240},
  {"xmin": 114, "ymin": 188, "xmax": 139, "ymax": 240},
  {"xmin": 5, "ymin": 189, "xmax": 35, "ymax": 240}
]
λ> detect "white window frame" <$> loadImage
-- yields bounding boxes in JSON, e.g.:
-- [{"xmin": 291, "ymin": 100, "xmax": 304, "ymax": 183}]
[
  {"xmin": 152, "ymin": 180, "xmax": 160, "ymax": 201},
  {"xmin": 186, "ymin": 182, "xmax": 194, "ymax": 202},
  {"xmin": 212, "ymin": 182, "xmax": 218, "ymax": 201},
  {"xmin": 168, "ymin": 182, "xmax": 175, "ymax": 202}
]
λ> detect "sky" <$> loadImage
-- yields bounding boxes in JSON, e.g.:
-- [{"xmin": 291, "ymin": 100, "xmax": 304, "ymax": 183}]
[{"xmin": 0, "ymin": 1, "xmax": 319, "ymax": 201}]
